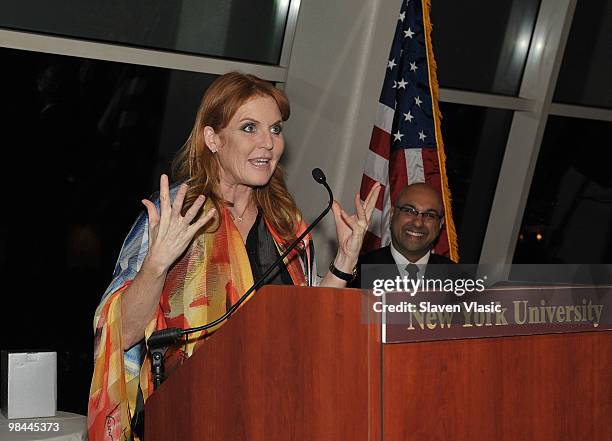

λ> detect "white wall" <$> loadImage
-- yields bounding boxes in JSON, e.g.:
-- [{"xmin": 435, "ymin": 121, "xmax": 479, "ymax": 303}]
[{"xmin": 283, "ymin": 0, "xmax": 399, "ymax": 268}]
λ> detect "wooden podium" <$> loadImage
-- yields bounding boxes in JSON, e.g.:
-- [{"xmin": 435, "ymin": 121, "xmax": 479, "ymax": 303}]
[{"xmin": 145, "ymin": 286, "xmax": 612, "ymax": 440}]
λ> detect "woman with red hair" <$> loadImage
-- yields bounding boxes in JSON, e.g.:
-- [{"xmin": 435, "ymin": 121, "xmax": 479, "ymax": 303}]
[{"xmin": 88, "ymin": 72, "xmax": 380, "ymax": 440}]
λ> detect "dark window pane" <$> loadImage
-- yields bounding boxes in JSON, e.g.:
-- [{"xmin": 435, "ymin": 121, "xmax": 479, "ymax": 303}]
[
  {"xmin": 514, "ymin": 116, "xmax": 612, "ymax": 263},
  {"xmin": 441, "ymin": 103, "xmax": 514, "ymax": 263},
  {"xmin": 554, "ymin": 0, "xmax": 612, "ymax": 109},
  {"xmin": 431, "ymin": 0, "xmax": 540, "ymax": 96},
  {"xmin": 0, "ymin": 47, "xmax": 219, "ymax": 414},
  {"xmin": 0, "ymin": 0, "xmax": 289, "ymax": 65}
]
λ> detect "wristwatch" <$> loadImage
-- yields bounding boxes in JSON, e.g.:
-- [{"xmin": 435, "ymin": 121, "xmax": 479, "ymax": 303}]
[{"xmin": 329, "ymin": 261, "xmax": 358, "ymax": 283}]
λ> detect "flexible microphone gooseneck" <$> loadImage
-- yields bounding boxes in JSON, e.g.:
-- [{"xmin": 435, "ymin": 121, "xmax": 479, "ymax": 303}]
[{"xmin": 147, "ymin": 168, "xmax": 334, "ymax": 387}]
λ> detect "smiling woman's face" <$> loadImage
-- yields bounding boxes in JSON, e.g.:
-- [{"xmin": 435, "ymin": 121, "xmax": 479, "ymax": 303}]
[{"xmin": 209, "ymin": 95, "xmax": 284, "ymax": 188}]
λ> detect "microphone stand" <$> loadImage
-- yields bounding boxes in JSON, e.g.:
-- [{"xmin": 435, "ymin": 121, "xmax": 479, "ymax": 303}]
[{"xmin": 147, "ymin": 168, "xmax": 334, "ymax": 389}]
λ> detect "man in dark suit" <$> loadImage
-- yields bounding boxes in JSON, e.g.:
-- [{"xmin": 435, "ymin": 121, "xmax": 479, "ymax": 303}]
[{"xmin": 350, "ymin": 183, "xmax": 456, "ymax": 288}]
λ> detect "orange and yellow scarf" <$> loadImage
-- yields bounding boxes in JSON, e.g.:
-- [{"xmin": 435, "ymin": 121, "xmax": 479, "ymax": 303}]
[{"xmin": 88, "ymin": 204, "xmax": 313, "ymax": 441}]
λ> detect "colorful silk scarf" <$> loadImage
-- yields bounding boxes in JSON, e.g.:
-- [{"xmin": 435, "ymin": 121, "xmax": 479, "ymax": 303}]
[{"xmin": 87, "ymin": 194, "xmax": 315, "ymax": 441}]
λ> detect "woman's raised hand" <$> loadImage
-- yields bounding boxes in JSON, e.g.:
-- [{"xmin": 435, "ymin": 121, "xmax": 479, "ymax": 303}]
[
  {"xmin": 141, "ymin": 174, "xmax": 216, "ymax": 274},
  {"xmin": 331, "ymin": 183, "xmax": 381, "ymax": 267}
]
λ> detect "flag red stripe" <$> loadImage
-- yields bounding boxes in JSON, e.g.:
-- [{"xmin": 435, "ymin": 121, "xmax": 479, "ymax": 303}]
[
  {"xmin": 360, "ymin": 175, "xmax": 386, "ymax": 211},
  {"xmin": 434, "ymin": 226, "xmax": 450, "ymax": 256},
  {"xmin": 359, "ymin": 174, "xmax": 376, "ymax": 199},
  {"xmin": 422, "ymin": 148, "xmax": 441, "ymax": 191},
  {"xmin": 368, "ymin": 126, "xmax": 391, "ymax": 160},
  {"xmin": 389, "ymin": 150, "xmax": 408, "ymax": 204}
]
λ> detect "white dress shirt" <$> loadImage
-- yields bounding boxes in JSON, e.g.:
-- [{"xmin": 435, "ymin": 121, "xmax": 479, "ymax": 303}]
[{"xmin": 389, "ymin": 242, "xmax": 430, "ymax": 278}]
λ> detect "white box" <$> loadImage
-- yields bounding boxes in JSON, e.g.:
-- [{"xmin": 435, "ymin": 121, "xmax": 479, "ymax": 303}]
[{"xmin": 1, "ymin": 351, "xmax": 57, "ymax": 419}]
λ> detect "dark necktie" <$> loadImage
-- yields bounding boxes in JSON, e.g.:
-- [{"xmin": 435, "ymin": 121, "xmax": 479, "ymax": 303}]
[{"xmin": 406, "ymin": 263, "xmax": 419, "ymax": 280}]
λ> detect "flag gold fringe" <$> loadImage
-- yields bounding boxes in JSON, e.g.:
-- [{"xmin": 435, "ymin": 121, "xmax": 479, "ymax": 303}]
[{"xmin": 422, "ymin": 0, "xmax": 459, "ymax": 262}]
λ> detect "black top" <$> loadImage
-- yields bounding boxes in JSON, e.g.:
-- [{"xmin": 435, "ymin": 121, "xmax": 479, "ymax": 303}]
[{"xmin": 245, "ymin": 211, "xmax": 294, "ymax": 286}]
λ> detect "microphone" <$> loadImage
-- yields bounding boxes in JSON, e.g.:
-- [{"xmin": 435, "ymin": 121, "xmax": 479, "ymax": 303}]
[
  {"xmin": 147, "ymin": 168, "xmax": 334, "ymax": 355},
  {"xmin": 146, "ymin": 328, "xmax": 183, "ymax": 350},
  {"xmin": 311, "ymin": 167, "xmax": 326, "ymax": 184}
]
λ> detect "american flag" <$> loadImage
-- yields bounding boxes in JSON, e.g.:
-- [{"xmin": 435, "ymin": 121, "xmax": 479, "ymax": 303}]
[{"xmin": 360, "ymin": 0, "xmax": 458, "ymax": 260}]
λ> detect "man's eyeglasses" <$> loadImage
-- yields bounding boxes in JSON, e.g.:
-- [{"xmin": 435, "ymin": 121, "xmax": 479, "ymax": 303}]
[{"xmin": 394, "ymin": 205, "xmax": 443, "ymax": 222}]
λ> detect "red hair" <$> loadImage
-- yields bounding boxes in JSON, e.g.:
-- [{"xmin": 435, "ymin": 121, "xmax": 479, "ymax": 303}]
[{"xmin": 173, "ymin": 72, "xmax": 300, "ymax": 244}]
